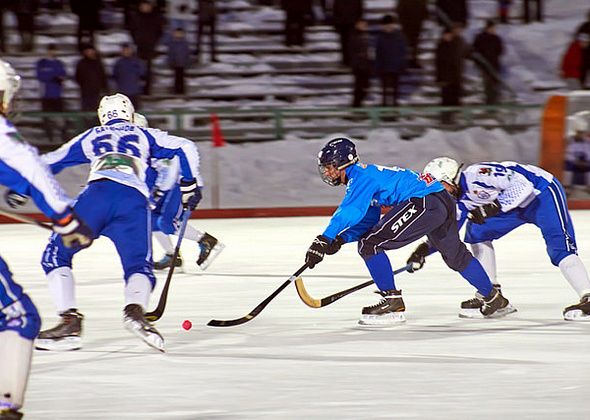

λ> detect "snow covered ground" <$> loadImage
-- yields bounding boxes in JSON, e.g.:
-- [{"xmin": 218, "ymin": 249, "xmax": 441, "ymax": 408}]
[{"xmin": 4, "ymin": 212, "xmax": 589, "ymax": 419}]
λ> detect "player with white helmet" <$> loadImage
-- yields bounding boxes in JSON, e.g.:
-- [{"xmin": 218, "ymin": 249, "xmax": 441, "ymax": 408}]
[
  {"xmin": 409, "ymin": 157, "xmax": 590, "ymax": 320},
  {"xmin": 0, "ymin": 59, "xmax": 92, "ymax": 419},
  {"xmin": 29, "ymin": 93, "xmax": 203, "ymax": 352},
  {"xmin": 134, "ymin": 113, "xmax": 224, "ymax": 271}
]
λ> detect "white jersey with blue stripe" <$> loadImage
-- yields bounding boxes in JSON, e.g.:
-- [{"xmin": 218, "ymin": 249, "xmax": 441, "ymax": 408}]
[
  {"xmin": 457, "ymin": 161, "xmax": 553, "ymax": 220},
  {"xmin": 0, "ymin": 116, "xmax": 72, "ymax": 219},
  {"xmin": 323, "ymin": 162, "xmax": 445, "ymax": 240},
  {"xmin": 43, "ymin": 120, "xmax": 201, "ymax": 198}
]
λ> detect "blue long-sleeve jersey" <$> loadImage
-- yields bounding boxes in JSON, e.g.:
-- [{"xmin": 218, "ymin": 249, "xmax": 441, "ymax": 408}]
[{"xmin": 323, "ymin": 163, "xmax": 444, "ymax": 241}]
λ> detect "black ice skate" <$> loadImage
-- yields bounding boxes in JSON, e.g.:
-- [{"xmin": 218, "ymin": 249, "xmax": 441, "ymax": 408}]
[
  {"xmin": 196, "ymin": 233, "xmax": 224, "ymax": 270},
  {"xmin": 35, "ymin": 309, "xmax": 83, "ymax": 351},
  {"xmin": 459, "ymin": 284, "xmax": 507, "ymax": 318},
  {"xmin": 480, "ymin": 288, "xmax": 516, "ymax": 318},
  {"xmin": 154, "ymin": 252, "xmax": 183, "ymax": 270},
  {"xmin": 563, "ymin": 294, "xmax": 590, "ymax": 321},
  {"xmin": 123, "ymin": 304, "xmax": 165, "ymax": 352},
  {"xmin": 0, "ymin": 408, "xmax": 23, "ymax": 420},
  {"xmin": 358, "ymin": 289, "xmax": 406, "ymax": 326}
]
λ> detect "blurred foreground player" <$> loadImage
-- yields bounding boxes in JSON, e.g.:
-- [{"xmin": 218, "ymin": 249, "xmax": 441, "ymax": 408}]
[
  {"xmin": 303, "ymin": 138, "xmax": 515, "ymax": 326},
  {"xmin": 409, "ymin": 158, "xmax": 590, "ymax": 320},
  {"xmin": 0, "ymin": 59, "xmax": 92, "ymax": 420},
  {"xmin": 134, "ymin": 113, "xmax": 224, "ymax": 271},
  {"xmin": 34, "ymin": 94, "xmax": 202, "ymax": 352}
]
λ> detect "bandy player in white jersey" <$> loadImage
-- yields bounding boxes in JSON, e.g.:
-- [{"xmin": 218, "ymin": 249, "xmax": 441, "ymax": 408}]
[
  {"xmin": 407, "ymin": 158, "xmax": 590, "ymax": 321},
  {"xmin": 0, "ymin": 59, "xmax": 92, "ymax": 420},
  {"xmin": 31, "ymin": 94, "xmax": 202, "ymax": 352}
]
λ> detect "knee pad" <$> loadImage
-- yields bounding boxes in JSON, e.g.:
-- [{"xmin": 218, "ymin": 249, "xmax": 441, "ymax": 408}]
[{"xmin": 156, "ymin": 215, "xmax": 176, "ymax": 235}]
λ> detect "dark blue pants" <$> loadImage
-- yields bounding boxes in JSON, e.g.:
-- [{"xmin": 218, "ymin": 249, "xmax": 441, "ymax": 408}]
[{"xmin": 358, "ymin": 191, "xmax": 472, "ymax": 272}]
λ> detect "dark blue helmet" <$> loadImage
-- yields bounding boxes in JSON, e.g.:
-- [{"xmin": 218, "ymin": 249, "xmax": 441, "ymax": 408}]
[{"xmin": 317, "ymin": 137, "xmax": 359, "ymax": 186}]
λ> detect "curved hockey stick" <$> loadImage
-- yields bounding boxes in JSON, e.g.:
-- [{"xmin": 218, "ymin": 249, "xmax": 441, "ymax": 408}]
[
  {"xmin": 207, "ymin": 263, "xmax": 309, "ymax": 327},
  {"xmin": 0, "ymin": 208, "xmax": 53, "ymax": 230},
  {"xmin": 295, "ymin": 264, "xmax": 412, "ymax": 308},
  {"xmin": 145, "ymin": 210, "xmax": 191, "ymax": 322}
]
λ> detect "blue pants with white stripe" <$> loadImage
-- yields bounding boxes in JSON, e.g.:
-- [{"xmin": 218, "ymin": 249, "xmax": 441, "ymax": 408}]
[
  {"xmin": 41, "ymin": 180, "xmax": 156, "ymax": 286},
  {"xmin": 464, "ymin": 180, "xmax": 576, "ymax": 266},
  {"xmin": 151, "ymin": 186, "xmax": 182, "ymax": 235},
  {"xmin": 0, "ymin": 257, "xmax": 41, "ymax": 340}
]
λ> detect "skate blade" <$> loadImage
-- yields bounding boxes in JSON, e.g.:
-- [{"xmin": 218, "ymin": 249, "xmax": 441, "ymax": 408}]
[
  {"xmin": 197, "ymin": 243, "xmax": 225, "ymax": 270},
  {"xmin": 459, "ymin": 305, "xmax": 517, "ymax": 319},
  {"xmin": 358, "ymin": 312, "xmax": 406, "ymax": 326},
  {"xmin": 564, "ymin": 309, "xmax": 590, "ymax": 321},
  {"xmin": 35, "ymin": 336, "xmax": 81, "ymax": 351},
  {"xmin": 124, "ymin": 322, "xmax": 166, "ymax": 353}
]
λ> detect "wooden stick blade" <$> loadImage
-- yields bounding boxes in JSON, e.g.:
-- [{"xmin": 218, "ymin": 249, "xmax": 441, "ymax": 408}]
[{"xmin": 294, "ymin": 277, "xmax": 322, "ymax": 308}]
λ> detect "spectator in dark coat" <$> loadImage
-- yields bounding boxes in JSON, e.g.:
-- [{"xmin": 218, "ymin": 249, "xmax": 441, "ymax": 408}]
[
  {"xmin": 522, "ymin": 0, "xmax": 542, "ymax": 24},
  {"xmin": 582, "ymin": 36, "xmax": 590, "ymax": 89},
  {"xmin": 435, "ymin": 0, "xmax": 468, "ymax": 27},
  {"xmin": 130, "ymin": 0, "xmax": 164, "ymax": 95},
  {"xmin": 13, "ymin": 0, "xmax": 39, "ymax": 52},
  {"xmin": 349, "ymin": 18, "xmax": 372, "ymax": 107},
  {"xmin": 75, "ymin": 44, "xmax": 107, "ymax": 124},
  {"xmin": 435, "ymin": 25, "xmax": 467, "ymax": 123},
  {"xmin": 167, "ymin": 28, "xmax": 191, "ymax": 94},
  {"xmin": 375, "ymin": 14, "xmax": 408, "ymax": 107},
  {"xmin": 70, "ymin": 0, "xmax": 102, "ymax": 50},
  {"xmin": 472, "ymin": 20, "xmax": 504, "ymax": 104},
  {"xmin": 332, "ymin": 0, "xmax": 363, "ymax": 66},
  {"xmin": 575, "ymin": 9, "xmax": 590, "ymax": 38},
  {"xmin": 36, "ymin": 44, "xmax": 68, "ymax": 142},
  {"xmin": 281, "ymin": 0, "xmax": 313, "ymax": 48},
  {"xmin": 0, "ymin": 0, "xmax": 8, "ymax": 52},
  {"xmin": 396, "ymin": 0, "xmax": 428, "ymax": 68},
  {"xmin": 195, "ymin": 0, "xmax": 218, "ymax": 62},
  {"xmin": 113, "ymin": 43, "xmax": 145, "ymax": 109},
  {"xmin": 561, "ymin": 34, "xmax": 588, "ymax": 90}
]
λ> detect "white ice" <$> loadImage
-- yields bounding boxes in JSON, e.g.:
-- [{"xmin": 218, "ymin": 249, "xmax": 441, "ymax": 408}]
[{"xmin": 2, "ymin": 213, "xmax": 590, "ymax": 419}]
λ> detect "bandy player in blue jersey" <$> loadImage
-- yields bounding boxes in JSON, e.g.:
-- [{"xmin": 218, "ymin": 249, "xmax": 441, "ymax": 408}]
[
  {"xmin": 408, "ymin": 158, "xmax": 590, "ymax": 321},
  {"xmin": 32, "ymin": 94, "xmax": 202, "ymax": 352},
  {"xmin": 0, "ymin": 59, "xmax": 92, "ymax": 420},
  {"xmin": 303, "ymin": 138, "xmax": 515, "ymax": 326}
]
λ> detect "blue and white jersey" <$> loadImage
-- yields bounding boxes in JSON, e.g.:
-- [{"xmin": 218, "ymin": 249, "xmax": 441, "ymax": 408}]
[
  {"xmin": 323, "ymin": 163, "xmax": 444, "ymax": 241},
  {"xmin": 152, "ymin": 156, "xmax": 181, "ymax": 193},
  {"xmin": 43, "ymin": 121, "xmax": 201, "ymax": 198},
  {"xmin": 0, "ymin": 116, "xmax": 72, "ymax": 219},
  {"xmin": 456, "ymin": 161, "xmax": 553, "ymax": 221}
]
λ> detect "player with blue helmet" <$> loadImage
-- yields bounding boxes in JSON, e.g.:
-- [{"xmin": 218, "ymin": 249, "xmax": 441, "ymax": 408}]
[{"xmin": 305, "ymin": 138, "xmax": 515, "ymax": 326}]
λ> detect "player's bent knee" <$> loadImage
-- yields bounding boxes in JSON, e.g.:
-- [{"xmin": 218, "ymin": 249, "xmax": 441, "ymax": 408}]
[
  {"xmin": 550, "ymin": 250, "xmax": 576, "ymax": 267},
  {"xmin": 124, "ymin": 268, "xmax": 156, "ymax": 289},
  {"xmin": 0, "ymin": 297, "xmax": 41, "ymax": 340}
]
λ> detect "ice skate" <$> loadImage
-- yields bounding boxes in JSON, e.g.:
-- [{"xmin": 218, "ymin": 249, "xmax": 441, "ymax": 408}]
[
  {"xmin": 35, "ymin": 309, "xmax": 83, "ymax": 351},
  {"xmin": 0, "ymin": 408, "xmax": 23, "ymax": 420},
  {"xmin": 196, "ymin": 233, "xmax": 224, "ymax": 270},
  {"xmin": 153, "ymin": 252, "xmax": 183, "ymax": 270},
  {"xmin": 123, "ymin": 304, "xmax": 165, "ymax": 352},
  {"xmin": 358, "ymin": 289, "xmax": 406, "ymax": 326},
  {"xmin": 480, "ymin": 288, "xmax": 516, "ymax": 318},
  {"xmin": 563, "ymin": 294, "xmax": 590, "ymax": 321},
  {"xmin": 459, "ymin": 285, "xmax": 512, "ymax": 319}
]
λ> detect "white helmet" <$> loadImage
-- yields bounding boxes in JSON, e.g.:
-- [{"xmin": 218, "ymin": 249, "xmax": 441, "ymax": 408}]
[
  {"xmin": 0, "ymin": 59, "xmax": 21, "ymax": 112},
  {"xmin": 133, "ymin": 112, "xmax": 148, "ymax": 128},
  {"xmin": 97, "ymin": 93, "xmax": 135, "ymax": 125},
  {"xmin": 423, "ymin": 157, "xmax": 463, "ymax": 185},
  {"xmin": 572, "ymin": 111, "xmax": 589, "ymax": 133}
]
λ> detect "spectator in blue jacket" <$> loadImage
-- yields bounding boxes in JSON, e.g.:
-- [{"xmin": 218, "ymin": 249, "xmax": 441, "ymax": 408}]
[
  {"xmin": 167, "ymin": 27, "xmax": 191, "ymax": 94},
  {"xmin": 375, "ymin": 14, "xmax": 408, "ymax": 107},
  {"xmin": 113, "ymin": 43, "xmax": 145, "ymax": 109},
  {"xmin": 36, "ymin": 43, "xmax": 68, "ymax": 142}
]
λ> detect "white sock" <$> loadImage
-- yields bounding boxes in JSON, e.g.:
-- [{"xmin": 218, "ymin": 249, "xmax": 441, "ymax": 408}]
[
  {"xmin": 559, "ymin": 254, "xmax": 590, "ymax": 297},
  {"xmin": 124, "ymin": 274, "xmax": 152, "ymax": 310},
  {"xmin": 154, "ymin": 231, "xmax": 174, "ymax": 255},
  {"xmin": 0, "ymin": 331, "xmax": 33, "ymax": 410},
  {"xmin": 471, "ymin": 241, "xmax": 497, "ymax": 284},
  {"xmin": 47, "ymin": 267, "xmax": 76, "ymax": 313},
  {"xmin": 179, "ymin": 224, "xmax": 204, "ymax": 242}
]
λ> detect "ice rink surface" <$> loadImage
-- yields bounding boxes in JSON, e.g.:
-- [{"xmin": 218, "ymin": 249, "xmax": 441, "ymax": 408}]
[{"xmin": 3, "ymin": 213, "xmax": 590, "ymax": 419}]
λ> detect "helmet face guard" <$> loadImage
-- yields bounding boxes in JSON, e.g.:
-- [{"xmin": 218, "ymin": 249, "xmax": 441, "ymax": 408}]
[{"xmin": 317, "ymin": 138, "xmax": 359, "ymax": 186}]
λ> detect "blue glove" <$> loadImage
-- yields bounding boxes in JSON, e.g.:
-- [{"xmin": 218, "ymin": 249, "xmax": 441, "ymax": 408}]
[{"xmin": 179, "ymin": 179, "xmax": 202, "ymax": 210}]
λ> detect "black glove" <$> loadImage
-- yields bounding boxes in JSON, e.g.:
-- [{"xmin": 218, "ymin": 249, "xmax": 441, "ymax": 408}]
[
  {"xmin": 468, "ymin": 200, "xmax": 501, "ymax": 225},
  {"xmin": 179, "ymin": 179, "xmax": 202, "ymax": 210},
  {"xmin": 407, "ymin": 242, "xmax": 430, "ymax": 273},
  {"xmin": 52, "ymin": 211, "xmax": 93, "ymax": 249},
  {"xmin": 324, "ymin": 235, "xmax": 344, "ymax": 255},
  {"xmin": 305, "ymin": 235, "xmax": 331, "ymax": 269},
  {"xmin": 5, "ymin": 190, "xmax": 29, "ymax": 209}
]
